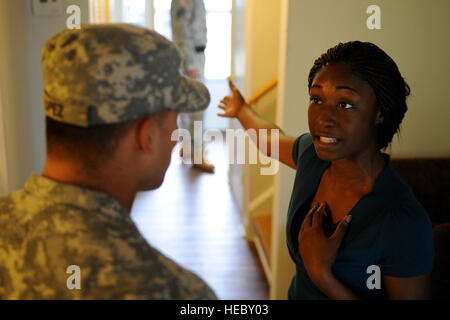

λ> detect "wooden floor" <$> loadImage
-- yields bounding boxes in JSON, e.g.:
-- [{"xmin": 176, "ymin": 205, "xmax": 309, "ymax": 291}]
[{"xmin": 130, "ymin": 140, "xmax": 269, "ymax": 300}]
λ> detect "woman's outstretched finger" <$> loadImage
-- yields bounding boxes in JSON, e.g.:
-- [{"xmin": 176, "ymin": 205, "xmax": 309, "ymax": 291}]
[
  {"xmin": 229, "ymin": 79, "xmax": 243, "ymax": 97},
  {"xmin": 228, "ymin": 78, "xmax": 236, "ymax": 90}
]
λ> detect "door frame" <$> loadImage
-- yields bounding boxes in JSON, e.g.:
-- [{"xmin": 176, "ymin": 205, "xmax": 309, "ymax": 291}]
[{"xmin": 0, "ymin": 82, "xmax": 9, "ymax": 195}]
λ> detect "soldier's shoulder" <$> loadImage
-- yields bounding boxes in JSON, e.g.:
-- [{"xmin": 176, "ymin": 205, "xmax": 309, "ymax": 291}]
[
  {"xmin": 0, "ymin": 193, "xmax": 16, "ymax": 212},
  {"xmin": 0, "ymin": 189, "xmax": 30, "ymax": 227},
  {"xmin": 129, "ymin": 247, "xmax": 217, "ymax": 299}
]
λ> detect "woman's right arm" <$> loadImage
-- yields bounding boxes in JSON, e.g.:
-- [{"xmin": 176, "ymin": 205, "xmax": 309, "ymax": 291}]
[{"xmin": 218, "ymin": 80, "xmax": 297, "ymax": 169}]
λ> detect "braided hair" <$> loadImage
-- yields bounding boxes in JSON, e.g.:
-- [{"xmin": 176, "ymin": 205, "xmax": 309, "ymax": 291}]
[{"xmin": 308, "ymin": 41, "xmax": 410, "ymax": 150}]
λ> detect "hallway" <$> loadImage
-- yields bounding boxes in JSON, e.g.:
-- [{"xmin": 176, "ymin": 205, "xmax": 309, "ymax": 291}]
[{"xmin": 130, "ymin": 139, "xmax": 269, "ymax": 300}]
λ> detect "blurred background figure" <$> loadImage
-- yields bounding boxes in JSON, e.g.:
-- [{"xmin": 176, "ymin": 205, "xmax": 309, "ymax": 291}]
[{"xmin": 171, "ymin": 0, "xmax": 215, "ymax": 173}]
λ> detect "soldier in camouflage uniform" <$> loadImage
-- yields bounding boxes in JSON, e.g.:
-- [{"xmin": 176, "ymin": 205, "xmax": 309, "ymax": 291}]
[
  {"xmin": 0, "ymin": 24, "xmax": 216, "ymax": 299},
  {"xmin": 171, "ymin": 0, "xmax": 215, "ymax": 173}
]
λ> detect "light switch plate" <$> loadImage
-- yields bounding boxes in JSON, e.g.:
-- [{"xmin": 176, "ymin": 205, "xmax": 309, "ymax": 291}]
[{"xmin": 31, "ymin": 0, "xmax": 63, "ymax": 17}]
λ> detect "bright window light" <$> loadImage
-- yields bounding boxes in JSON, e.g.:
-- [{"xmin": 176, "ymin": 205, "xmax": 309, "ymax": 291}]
[
  {"xmin": 204, "ymin": 0, "xmax": 232, "ymax": 12},
  {"xmin": 121, "ymin": 0, "xmax": 146, "ymax": 27},
  {"xmin": 205, "ymin": 12, "xmax": 231, "ymax": 79},
  {"xmin": 153, "ymin": 0, "xmax": 231, "ymax": 80}
]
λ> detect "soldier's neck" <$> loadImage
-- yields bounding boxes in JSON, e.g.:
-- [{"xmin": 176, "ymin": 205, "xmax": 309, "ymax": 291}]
[{"xmin": 42, "ymin": 156, "xmax": 136, "ymax": 212}]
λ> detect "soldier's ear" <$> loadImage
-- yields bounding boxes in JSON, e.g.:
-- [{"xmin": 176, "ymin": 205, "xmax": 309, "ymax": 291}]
[{"xmin": 136, "ymin": 116, "xmax": 158, "ymax": 154}]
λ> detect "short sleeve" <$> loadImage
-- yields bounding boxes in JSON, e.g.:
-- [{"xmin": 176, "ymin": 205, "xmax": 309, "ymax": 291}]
[
  {"xmin": 292, "ymin": 133, "xmax": 313, "ymax": 166},
  {"xmin": 379, "ymin": 199, "xmax": 434, "ymax": 277}
]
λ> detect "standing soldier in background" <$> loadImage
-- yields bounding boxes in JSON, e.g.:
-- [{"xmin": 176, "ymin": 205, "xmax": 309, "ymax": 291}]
[{"xmin": 171, "ymin": 0, "xmax": 215, "ymax": 173}]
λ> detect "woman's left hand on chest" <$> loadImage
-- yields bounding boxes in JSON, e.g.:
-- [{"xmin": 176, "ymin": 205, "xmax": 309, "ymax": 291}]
[{"xmin": 298, "ymin": 202, "xmax": 352, "ymax": 283}]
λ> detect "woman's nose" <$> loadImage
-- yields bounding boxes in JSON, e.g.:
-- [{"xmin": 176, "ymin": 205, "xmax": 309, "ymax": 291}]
[{"xmin": 317, "ymin": 105, "xmax": 338, "ymax": 128}]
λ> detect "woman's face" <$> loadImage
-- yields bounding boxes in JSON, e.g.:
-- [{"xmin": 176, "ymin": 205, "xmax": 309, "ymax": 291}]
[{"xmin": 308, "ymin": 62, "xmax": 381, "ymax": 162}]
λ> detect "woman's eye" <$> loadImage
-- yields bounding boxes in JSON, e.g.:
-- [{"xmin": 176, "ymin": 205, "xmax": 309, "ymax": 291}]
[
  {"xmin": 310, "ymin": 97, "xmax": 322, "ymax": 105},
  {"xmin": 338, "ymin": 102, "xmax": 354, "ymax": 109}
]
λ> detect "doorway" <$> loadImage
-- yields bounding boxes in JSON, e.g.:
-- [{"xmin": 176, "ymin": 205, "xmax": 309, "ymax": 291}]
[
  {"xmin": 153, "ymin": 0, "xmax": 232, "ymax": 130},
  {"xmin": 96, "ymin": 0, "xmax": 232, "ymax": 130}
]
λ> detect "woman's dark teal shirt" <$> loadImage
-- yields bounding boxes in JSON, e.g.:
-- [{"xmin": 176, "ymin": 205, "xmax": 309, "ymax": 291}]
[{"xmin": 287, "ymin": 134, "xmax": 434, "ymax": 299}]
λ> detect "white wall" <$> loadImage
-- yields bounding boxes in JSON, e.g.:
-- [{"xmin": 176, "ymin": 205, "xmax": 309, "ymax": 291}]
[
  {"xmin": 231, "ymin": 0, "xmax": 246, "ymax": 91},
  {"xmin": 0, "ymin": 83, "xmax": 8, "ymax": 194},
  {"xmin": 245, "ymin": 0, "xmax": 281, "ymax": 97},
  {"xmin": 0, "ymin": 0, "xmax": 32, "ymax": 193},
  {"xmin": 0, "ymin": 0, "xmax": 90, "ymax": 194},
  {"xmin": 25, "ymin": 0, "xmax": 90, "ymax": 181},
  {"xmin": 273, "ymin": 0, "xmax": 450, "ymax": 299}
]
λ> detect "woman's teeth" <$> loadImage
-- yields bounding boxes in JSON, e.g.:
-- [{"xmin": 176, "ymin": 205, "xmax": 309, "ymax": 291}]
[{"xmin": 319, "ymin": 136, "xmax": 338, "ymax": 143}]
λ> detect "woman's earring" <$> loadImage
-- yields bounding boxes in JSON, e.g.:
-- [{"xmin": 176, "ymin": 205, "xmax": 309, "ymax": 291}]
[
  {"xmin": 376, "ymin": 115, "xmax": 384, "ymax": 124},
  {"xmin": 375, "ymin": 109, "xmax": 383, "ymax": 125}
]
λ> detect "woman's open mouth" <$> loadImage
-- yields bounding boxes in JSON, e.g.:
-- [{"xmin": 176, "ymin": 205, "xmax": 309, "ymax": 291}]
[
  {"xmin": 319, "ymin": 136, "xmax": 338, "ymax": 143},
  {"xmin": 313, "ymin": 135, "xmax": 341, "ymax": 149}
]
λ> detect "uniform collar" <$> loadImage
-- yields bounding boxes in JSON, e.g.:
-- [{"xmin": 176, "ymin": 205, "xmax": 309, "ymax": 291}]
[{"xmin": 24, "ymin": 172, "xmax": 130, "ymax": 220}]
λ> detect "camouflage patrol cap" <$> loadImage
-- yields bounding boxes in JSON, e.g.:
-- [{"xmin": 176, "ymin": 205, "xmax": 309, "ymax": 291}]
[{"xmin": 41, "ymin": 24, "xmax": 210, "ymax": 127}]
